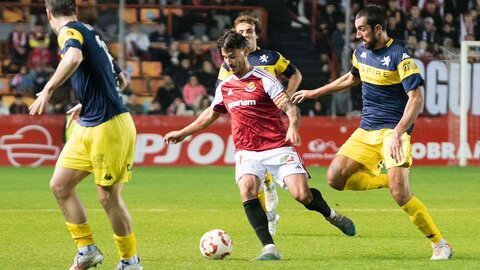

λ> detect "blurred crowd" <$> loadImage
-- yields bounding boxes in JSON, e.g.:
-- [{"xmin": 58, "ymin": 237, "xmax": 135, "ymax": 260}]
[{"xmin": 0, "ymin": 0, "xmax": 479, "ymax": 117}]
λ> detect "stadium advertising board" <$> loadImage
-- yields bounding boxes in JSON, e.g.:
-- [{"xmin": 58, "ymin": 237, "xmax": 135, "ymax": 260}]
[{"xmin": 0, "ymin": 115, "xmax": 478, "ymax": 167}]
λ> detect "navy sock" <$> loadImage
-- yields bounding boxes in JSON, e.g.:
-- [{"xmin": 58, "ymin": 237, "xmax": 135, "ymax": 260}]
[{"xmin": 243, "ymin": 198, "xmax": 274, "ymax": 246}]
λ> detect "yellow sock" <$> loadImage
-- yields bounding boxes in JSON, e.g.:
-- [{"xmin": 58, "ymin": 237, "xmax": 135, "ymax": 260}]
[
  {"xmin": 258, "ymin": 172, "xmax": 273, "ymax": 211},
  {"xmin": 66, "ymin": 222, "xmax": 95, "ymax": 248},
  {"xmin": 114, "ymin": 233, "xmax": 137, "ymax": 260},
  {"xmin": 344, "ymin": 171, "xmax": 389, "ymax": 190},
  {"xmin": 401, "ymin": 196, "xmax": 442, "ymax": 243}
]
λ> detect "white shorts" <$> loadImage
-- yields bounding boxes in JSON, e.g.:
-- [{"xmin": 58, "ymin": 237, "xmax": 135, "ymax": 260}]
[{"xmin": 234, "ymin": 147, "xmax": 308, "ymax": 189}]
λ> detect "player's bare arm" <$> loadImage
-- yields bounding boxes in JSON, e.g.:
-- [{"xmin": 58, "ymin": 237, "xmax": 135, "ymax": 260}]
[
  {"xmin": 285, "ymin": 68, "xmax": 302, "ymax": 96},
  {"xmin": 29, "ymin": 47, "xmax": 83, "ymax": 115},
  {"xmin": 390, "ymin": 87, "xmax": 424, "ymax": 163},
  {"xmin": 164, "ymin": 107, "xmax": 221, "ymax": 144},
  {"xmin": 118, "ymin": 71, "xmax": 128, "ymax": 91},
  {"xmin": 291, "ymin": 72, "xmax": 361, "ymax": 103},
  {"xmin": 274, "ymin": 91, "xmax": 301, "ymax": 146}
]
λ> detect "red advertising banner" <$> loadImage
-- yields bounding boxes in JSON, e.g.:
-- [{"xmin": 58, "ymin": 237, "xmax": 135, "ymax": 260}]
[{"xmin": 0, "ymin": 115, "xmax": 478, "ymax": 167}]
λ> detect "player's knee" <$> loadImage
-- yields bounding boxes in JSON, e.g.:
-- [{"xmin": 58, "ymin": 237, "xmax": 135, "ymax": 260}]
[
  {"xmin": 291, "ymin": 188, "xmax": 312, "ymax": 205},
  {"xmin": 239, "ymin": 187, "xmax": 257, "ymax": 202},
  {"xmin": 390, "ymin": 189, "xmax": 411, "ymax": 206},
  {"xmin": 326, "ymin": 168, "xmax": 347, "ymax": 191},
  {"xmin": 49, "ymin": 178, "xmax": 71, "ymax": 200}
]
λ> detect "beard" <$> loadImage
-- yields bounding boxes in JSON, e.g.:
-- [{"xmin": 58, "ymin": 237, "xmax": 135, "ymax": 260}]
[{"xmin": 364, "ymin": 35, "xmax": 377, "ymax": 50}]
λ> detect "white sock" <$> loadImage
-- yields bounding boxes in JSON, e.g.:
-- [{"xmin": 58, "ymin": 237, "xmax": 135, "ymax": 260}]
[
  {"xmin": 78, "ymin": 244, "xmax": 97, "ymax": 254},
  {"xmin": 433, "ymin": 239, "xmax": 448, "ymax": 246},
  {"xmin": 263, "ymin": 244, "xmax": 276, "ymax": 251},
  {"xmin": 123, "ymin": 255, "xmax": 139, "ymax": 265},
  {"xmin": 329, "ymin": 209, "xmax": 337, "ymax": 219}
]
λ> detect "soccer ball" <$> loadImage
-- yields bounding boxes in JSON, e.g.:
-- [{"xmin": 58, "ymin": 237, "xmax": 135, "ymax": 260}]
[{"xmin": 199, "ymin": 229, "xmax": 233, "ymax": 260}]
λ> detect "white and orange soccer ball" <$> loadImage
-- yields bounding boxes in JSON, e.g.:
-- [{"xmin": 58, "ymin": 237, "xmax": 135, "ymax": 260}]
[{"xmin": 199, "ymin": 229, "xmax": 233, "ymax": 260}]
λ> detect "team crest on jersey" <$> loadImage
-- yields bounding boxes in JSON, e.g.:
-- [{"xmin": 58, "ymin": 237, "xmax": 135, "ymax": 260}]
[
  {"xmin": 244, "ymin": 82, "xmax": 256, "ymax": 92},
  {"xmin": 382, "ymin": 55, "xmax": 391, "ymax": 67},
  {"xmin": 259, "ymin": 54, "xmax": 268, "ymax": 63}
]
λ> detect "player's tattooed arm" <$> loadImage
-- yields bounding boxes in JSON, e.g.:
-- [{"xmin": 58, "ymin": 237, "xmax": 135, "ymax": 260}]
[{"xmin": 274, "ymin": 91, "xmax": 302, "ymax": 146}]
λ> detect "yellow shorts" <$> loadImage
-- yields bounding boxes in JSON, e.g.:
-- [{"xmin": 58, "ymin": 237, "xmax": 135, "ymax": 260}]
[
  {"xmin": 57, "ymin": 113, "xmax": 136, "ymax": 186},
  {"xmin": 337, "ymin": 128, "xmax": 412, "ymax": 175}
]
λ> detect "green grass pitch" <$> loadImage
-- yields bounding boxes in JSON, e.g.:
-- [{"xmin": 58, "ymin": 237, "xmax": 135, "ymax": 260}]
[{"xmin": 0, "ymin": 166, "xmax": 479, "ymax": 269}]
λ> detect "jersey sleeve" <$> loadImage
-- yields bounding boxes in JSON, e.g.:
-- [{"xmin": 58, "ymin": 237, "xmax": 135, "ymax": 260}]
[
  {"xmin": 350, "ymin": 49, "xmax": 360, "ymax": 78},
  {"xmin": 211, "ymin": 80, "xmax": 227, "ymax": 114},
  {"xmin": 57, "ymin": 27, "xmax": 84, "ymax": 56},
  {"xmin": 396, "ymin": 49, "xmax": 424, "ymax": 92},
  {"xmin": 275, "ymin": 52, "xmax": 297, "ymax": 78}
]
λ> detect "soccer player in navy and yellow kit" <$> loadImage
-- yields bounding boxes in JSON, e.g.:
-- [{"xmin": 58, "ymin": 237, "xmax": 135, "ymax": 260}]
[
  {"xmin": 217, "ymin": 14, "xmax": 303, "ymax": 236},
  {"xmin": 292, "ymin": 6, "xmax": 452, "ymax": 260},
  {"xmin": 29, "ymin": 1, "xmax": 143, "ymax": 269}
]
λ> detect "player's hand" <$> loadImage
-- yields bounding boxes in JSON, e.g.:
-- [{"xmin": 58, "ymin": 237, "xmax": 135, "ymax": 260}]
[
  {"xmin": 164, "ymin": 131, "xmax": 186, "ymax": 144},
  {"xmin": 66, "ymin": 103, "xmax": 82, "ymax": 128},
  {"xmin": 291, "ymin": 90, "xmax": 316, "ymax": 104},
  {"xmin": 390, "ymin": 130, "xmax": 404, "ymax": 164},
  {"xmin": 29, "ymin": 88, "xmax": 53, "ymax": 115},
  {"xmin": 285, "ymin": 128, "xmax": 302, "ymax": 146}
]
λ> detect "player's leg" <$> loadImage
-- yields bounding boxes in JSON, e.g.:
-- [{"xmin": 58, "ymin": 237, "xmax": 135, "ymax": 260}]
[
  {"xmin": 263, "ymin": 172, "xmax": 280, "ymax": 236},
  {"xmin": 238, "ymin": 174, "xmax": 280, "ymax": 260},
  {"xmin": 283, "ymin": 173, "xmax": 356, "ymax": 236},
  {"xmin": 55, "ymin": 125, "xmax": 104, "ymax": 270},
  {"xmin": 328, "ymin": 128, "xmax": 389, "ymax": 191},
  {"xmin": 384, "ymin": 130, "xmax": 452, "ymax": 260},
  {"xmin": 92, "ymin": 113, "xmax": 143, "ymax": 269},
  {"xmin": 50, "ymin": 167, "xmax": 104, "ymax": 270}
]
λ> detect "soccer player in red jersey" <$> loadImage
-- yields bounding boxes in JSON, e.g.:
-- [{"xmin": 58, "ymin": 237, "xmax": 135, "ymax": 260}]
[{"xmin": 164, "ymin": 31, "xmax": 356, "ymax": 260}]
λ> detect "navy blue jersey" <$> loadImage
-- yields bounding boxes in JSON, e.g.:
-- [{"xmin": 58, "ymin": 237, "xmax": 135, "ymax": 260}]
[
  {"xmin": 58, "ymin": 21, "xmax": 127, "ymax": 126},
  {"xmin": 217, "ymin": 48, "xmax": 297, "ymax": 84},
  {"xmin": 351, "ymin": 39, "xmax": 424, "ymax": 134}
]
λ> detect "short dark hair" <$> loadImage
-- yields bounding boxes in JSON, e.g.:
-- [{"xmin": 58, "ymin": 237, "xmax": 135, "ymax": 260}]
[
  {"xmin": 355, "ymin": 5, "xmax": 387, "ymax": 31},
  {"xmin": 45, "ymin": 0, "xmax": 76, "ymax": 17},
  {"xmin": 233, "ymin": 14, "xmax": 262, "ymax": 36},
  {"xmin": 217, "ymin": 30, "xmax": 248, "ymax": 52}
]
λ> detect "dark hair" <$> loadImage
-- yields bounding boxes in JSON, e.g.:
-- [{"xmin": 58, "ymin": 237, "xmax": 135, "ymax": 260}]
[
  {"xmin": 233, "ymin": 14, "xmax": 262, "ymax": 36},
  {"xmin": 45, "ymin": 0, "xmax": 76, "ymax": 17},
  {"xmin": 355, "ymin": 5, "xmax": 387, "ymax": 31},
  {"xmin": 217, "ymin": 30, "xmax": 248, "ymax": 52}
]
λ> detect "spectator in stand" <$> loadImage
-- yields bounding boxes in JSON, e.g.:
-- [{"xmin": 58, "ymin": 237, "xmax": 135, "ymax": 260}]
[
  {"xmin": 168, "ymin": 40, "xmax": 182, "ymax": 68},
  {"xmin": 126, "ymin": 93, "xmax": 144, "ymax": 115},
  {"xmin": 0, "ymin": 95, "xmax": 10, "ymax": 115},
  {"xmin": 8, "ymin": 21, "xmax": 28, "ymax": 66},
  {"xmin": 169, "ymin": 55, "xmax": 193, "ymax": 88},
  {"xmin": 196, "ymin": 60, "xmax": 218, "ymax": 95},
  {"xmin": 417, "ymin": 17, "xmax": 441, "ymax": 48},
  {"xmin": 308, "ymin": 100, "xmax": 327, "ymax": 116},
  {"xmin": 409, "ymin": 6, "xmax": 425, "ymax": 33},
  {"xmin": 405, "ymin": 35, "xmax": 418, "ymax": 56},
  {"xmin": 149, "ymin": 20, "xmax": 172, "ymax": 70},
  {"xmin": 194, "ymin": 95, "xmax": 211, "ymax": 115},
  {"xmin": 147, "ymin": 101, "xmax": 162, "ymax": 115},
  {"xmin": 153, "ymin": 75, "xmax": 180, "ymax": 115},
  {"xmin": 32, "ymin": 64, "xmax": 51, "ymax": 96},
  {"xmin": 387, "ymin": 16, "xmax": 405, "ymax": 40},
  {"xmin": 167, "ymin": 97, "xmax": 193, "ymax": 116},
  {"xmin": 288, "ymin": 0, "xmax": 311, "ymax": 28},
  {"xmin": 182, "ymin": 74, "xmax": 207, "ymax": 110},
  {"xmin": 11, "ymin": 65, "xmax": 35, "ymax": 97},
  {"xmin": 27, "ymin": 22, "xmax": 53, "ymax": 69},
  {"xmin": 125, "ymin": 24, "xmax": 150, "ymax": 60},
  {"xmin": 421, "ymin": 0, "xmax": 443, "ymax": 28},
  {"xmin": 189, "ymin": 38, "xmax": 213, "ymax": 71},
  {"xmin": 440, "ymin": 23, "xmax": 459, "ymax": 48},
  {"xmin": 9, "ymin": 93, "xmax": 29, "ymax": 114},
  {"xmin": 462, "ymin": 11, "xmax": 477, "ymax": 41},
  {"xmin": 404, "ymin": 17, "xmax": 418, "ymax": 41},
  {"xmin": 386, "ymin": 0, "xmax": 406, "ymax": 33}
]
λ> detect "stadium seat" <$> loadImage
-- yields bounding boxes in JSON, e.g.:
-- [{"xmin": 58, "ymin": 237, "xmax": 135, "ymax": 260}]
[
  {"xmin": 123, "ymin": 8, "xmax": 137, "ymax": 24},
  {"xmin": 126, "ymin": 60, "xmax": 141, "ymax": 77},
  {"xmin": 129, "ymin": 78, "xmax": 148, "ymax": 95},
  {"xmin": 141, "ymin": 61, "xmax": 162, "ymax": 77},
  {"xmin": 140, "ymin": 8, "xmax": 160, "ymax": 24},
  {"xmin": 107, "ymin": 41, "xmax": 121, "ymax": 59},
  {"xmin": 0, "ymin": 77, "xmax": 10, "ymax": 93},
  {"xmin": 2, "ymin": 7, "xmax": 23, "ymax": 22},
  {"xmin": 163, "ymin": 8, "xmax": 184, "ymax": 17}
]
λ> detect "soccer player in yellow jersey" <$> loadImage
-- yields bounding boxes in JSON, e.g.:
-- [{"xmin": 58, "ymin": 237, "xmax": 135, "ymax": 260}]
[
  {"xmin": 292, "ymin": 5, "xmax": 452, "ymax": 260},
  {"xmin": 217, "ymin": 14, "xmax": 303, "ymax": 236},
  {"xmin": 29, "ymin": 1, "xmax": 143, "ymax": 269}
]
